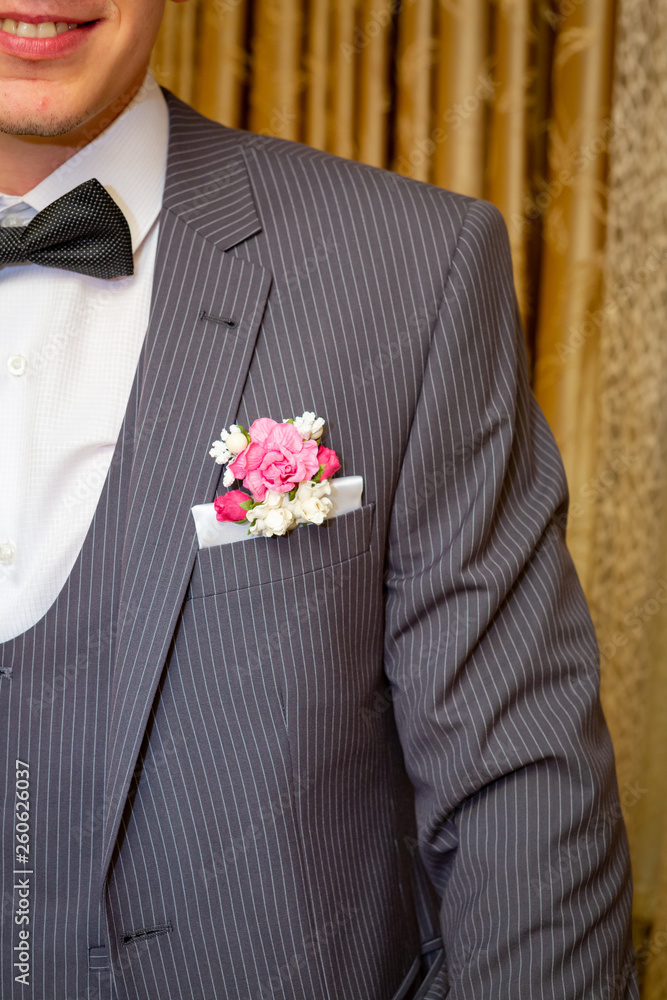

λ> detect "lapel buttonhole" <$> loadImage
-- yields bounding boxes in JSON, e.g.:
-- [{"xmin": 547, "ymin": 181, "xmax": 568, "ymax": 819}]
[{"xmin": 199, "ymin": 308, "xmax": 237, "ymax": 329}]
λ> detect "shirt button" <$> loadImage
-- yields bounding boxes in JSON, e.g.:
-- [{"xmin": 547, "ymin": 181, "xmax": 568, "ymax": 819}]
[
  {"xmin": 7, "ymin": 354, "xmax": 28, "ymax": 377},
  {"xmin": 0, "ymin": 214, "xmax": 27, "ymax": 228},
  {"xmin": 0, "ymin": 540, "xmax": 17, "ymax": 565}
]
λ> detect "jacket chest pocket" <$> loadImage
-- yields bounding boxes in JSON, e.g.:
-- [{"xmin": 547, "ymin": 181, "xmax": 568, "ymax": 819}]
[
  {"xmin": 186, "ymin": 501, "xmax": 376, "ymax": 600},
  {"xmin": 182, "ymin": 500, "xmax": 380, "ymax": 737}
]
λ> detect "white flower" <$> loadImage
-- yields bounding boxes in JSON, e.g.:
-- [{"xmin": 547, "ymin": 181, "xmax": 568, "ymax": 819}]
[
  {"xmin": 210, "ymin": 424, "xmax": 248, "ymax": 466},
  {"xmin": 299, "ymin": 480, "xmax": 331, "ymax": 500},
  {"xmin": 222, "ymin": 467, "xmax": 236, "ymax": 488},
  {"xmin": 290, "ymin": 479, "xmax": 333, "ymax": 525},
  {"xmin": 247, "ymin": 491, "xmax": 295, "ymax": 536},
  {"xmin": 209, "ymin": 440, "xmax": 231, "ymax": 465},
  {"xmin": 300, "ymin": 496, "xmax": 332, "ymax": 525},
  {"xmin": 293, "ymin": 411, "xmax": 325, "ymax": 440},
  {"xmin": 264, "ymin": 491, "xmax": 287, "ymax": 508},
  {"xmin": 220, "ymin": 424, "xmax": 241, "ymax": 438},
  {"xmin": 265, "ymin": 508, "xmax": 294, "ymax": 534}
]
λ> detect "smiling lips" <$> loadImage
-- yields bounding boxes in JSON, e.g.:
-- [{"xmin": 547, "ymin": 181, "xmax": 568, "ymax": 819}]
[{"xmin": 0, "ymin": 13, "xmax": 99, "ymax": 56}]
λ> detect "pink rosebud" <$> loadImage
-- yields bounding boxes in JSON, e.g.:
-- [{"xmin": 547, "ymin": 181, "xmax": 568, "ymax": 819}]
[
  {"xmin": 214, "ymin": 490, "xmax": 251, "ymax": 522},
  {"xmin": 317, "ymin": 445, "xmax": 341, "ymax": 480}
]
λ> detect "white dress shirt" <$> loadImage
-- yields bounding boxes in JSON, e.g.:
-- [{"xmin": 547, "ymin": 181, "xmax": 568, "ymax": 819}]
[{"xmin": 0, "ymin": 73, "xmax": 169, "ymax": 642}]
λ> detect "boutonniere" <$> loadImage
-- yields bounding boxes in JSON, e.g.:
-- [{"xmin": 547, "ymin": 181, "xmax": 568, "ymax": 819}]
[{"xmin": 209, "ymin": 411, "xmax": 342, "ymax": 537}]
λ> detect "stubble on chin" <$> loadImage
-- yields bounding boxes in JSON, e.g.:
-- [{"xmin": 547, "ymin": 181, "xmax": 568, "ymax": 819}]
[{"xmin": 0, "ymin": 110, "xmax": 89, "ymax": 137}]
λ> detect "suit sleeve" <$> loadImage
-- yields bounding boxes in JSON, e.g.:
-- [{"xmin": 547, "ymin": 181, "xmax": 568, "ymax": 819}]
[{"xmin": 383, "ymin": 199, "xmax": 638, "ymax": 998}]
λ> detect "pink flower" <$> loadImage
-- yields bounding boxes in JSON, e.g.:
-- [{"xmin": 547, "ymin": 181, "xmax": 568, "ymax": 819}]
[
  {"xmin": 317, "ymin": 445, "xmax": 341, "ymax": 480},
  {"xmin": 228, "ymin": 418, "xmax": 320, "ymax": 501},
  {"xmin": 214, "ymin": 490, "xmax": 251, "ymax": 522}
]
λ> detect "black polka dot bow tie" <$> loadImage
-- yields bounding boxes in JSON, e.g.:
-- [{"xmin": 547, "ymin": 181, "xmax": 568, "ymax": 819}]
[{"xmin": 0, "ymin": 178, "xmax": 134, "ymax": 279}]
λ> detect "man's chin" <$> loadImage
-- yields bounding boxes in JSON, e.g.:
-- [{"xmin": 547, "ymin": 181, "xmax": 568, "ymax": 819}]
[
  {"xmin": 0, "ymin": 71, "xmax": 143, "ymax": 142},
  {"xmin": 0, "ymin": 111, "xmax": 88, "ymax": 137},
  {"xmin": 0, "ymin": 78, "xmax": 91, "ymax": 138}
]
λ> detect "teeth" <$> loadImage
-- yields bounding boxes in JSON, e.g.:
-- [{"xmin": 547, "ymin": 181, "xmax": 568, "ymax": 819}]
[{"xmin": 0, "ymin": 18, "xmax": 79, "ymax": 36}]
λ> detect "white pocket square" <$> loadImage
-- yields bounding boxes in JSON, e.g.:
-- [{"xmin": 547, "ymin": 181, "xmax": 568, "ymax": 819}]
[{"xmin": 191, "ymin": 476, "xmax": 364, "ymax": 550}]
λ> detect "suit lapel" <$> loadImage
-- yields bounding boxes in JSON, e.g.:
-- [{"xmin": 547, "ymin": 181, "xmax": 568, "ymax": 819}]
[{"xmin": 102, "ymin": 95, "xmax": 272, "ymax": 881}]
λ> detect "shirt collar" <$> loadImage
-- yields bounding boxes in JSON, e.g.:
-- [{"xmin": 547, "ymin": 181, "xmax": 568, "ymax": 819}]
[{"xmin": 3, "ymin": 71, "xmax": 169, "ymax": 254}]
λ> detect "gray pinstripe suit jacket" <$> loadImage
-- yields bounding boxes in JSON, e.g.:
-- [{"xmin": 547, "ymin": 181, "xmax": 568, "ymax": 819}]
[{"xmin": 101, "ymin": 91, "xmax": 638, "ymax": 999}]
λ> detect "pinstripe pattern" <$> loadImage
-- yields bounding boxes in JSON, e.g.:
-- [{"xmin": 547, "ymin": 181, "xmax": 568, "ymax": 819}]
[
  {"xmin": 3, "ymin": 90, "xmax": 637, "ymax": 999},
  {"xmin": 0, "ymin": 378, "xmax": 139, "ymax": 1000}
]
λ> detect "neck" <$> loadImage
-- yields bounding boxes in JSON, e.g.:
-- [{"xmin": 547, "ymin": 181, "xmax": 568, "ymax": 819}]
[{"xmin": 0, "ymin": 76, "xmax": 145, "ymax": 197}]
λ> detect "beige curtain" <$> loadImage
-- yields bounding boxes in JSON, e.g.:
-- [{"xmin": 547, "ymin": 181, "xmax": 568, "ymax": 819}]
[
  {"xmin": 151, "ymin": 1, "xmax": 667, "ymax": 993},
  {"xmin": 586, "ymin": 1, "xmax": 667, "ymax": 995}
]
